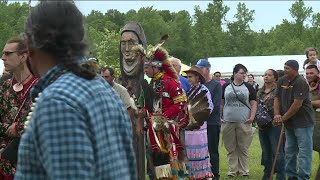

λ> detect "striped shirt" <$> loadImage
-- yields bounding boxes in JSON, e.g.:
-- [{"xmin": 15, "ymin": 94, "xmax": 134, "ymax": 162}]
[{"xmin": 15, "ymin": 65, "xmax": 137, "ymax": 180}]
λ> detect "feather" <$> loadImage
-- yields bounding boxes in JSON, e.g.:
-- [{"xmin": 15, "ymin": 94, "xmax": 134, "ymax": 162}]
[
  {"xmin": 153, "ymin": 34, "xmax": 169, "ymax": 52},
  {"xmin": 186, "ymin": 89, "xmax": 211, "ymax": 130}
]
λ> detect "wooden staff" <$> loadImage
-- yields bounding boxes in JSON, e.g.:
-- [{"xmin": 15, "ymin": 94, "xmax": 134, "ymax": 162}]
[{"xmin": 269, "ymin": 123, "xmax": 285, "ymax": 180}]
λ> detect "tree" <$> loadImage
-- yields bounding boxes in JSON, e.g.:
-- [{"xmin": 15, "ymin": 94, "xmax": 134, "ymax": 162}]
[
  {"xmin": 105, "ymin": 9, "xmax": 126, "ymax": 31},
  {"xmin": 289, "ymin": 0, "xmax": 313, "ymax": 38},
  {"xmin": 0, "ymin": 2, "xmax": 29, "ymax": 50},
  {"xmin": 206, "ymin": 0, "xmax": 229, "ymax": 31},
  {"xmin": 310, "ymin": 13, "xmax": 320, "ymax": 47},
  {"xmin": 166, "ymin": 10, "xmax": 194, "ymax": 64},
  {"xmin": 95, "ymin": 29, "xmax": 120, "ymax": 72},
  {"xmin": 125, "ymin": 7, "xmax": 169, "ymax": 45},
  {"xmin": 226, "ymin": 2, "xmax": 255, "ymax": 56}
]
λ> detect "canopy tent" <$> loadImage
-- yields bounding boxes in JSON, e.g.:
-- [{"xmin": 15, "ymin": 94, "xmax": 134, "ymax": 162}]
[
  {"xmin": 181, "ymin": 63, "xmax": 190, "ymax": 77},
  {"xmin": 208, "ymin": 54, "xmax": 307, "ymax": 86},
  {"xmin": 208, "ymin": 55, "xmax": 306, "ymax": 76}
]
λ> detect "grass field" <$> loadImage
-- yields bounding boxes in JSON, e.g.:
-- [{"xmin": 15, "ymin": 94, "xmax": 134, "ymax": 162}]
[
  {"xmin": 146, "ymin": 132, "xmax": 319, "ymax": 180},
  {"xmin": 219, "ymin": 132, "xmax": 319, "ymax": 179}
]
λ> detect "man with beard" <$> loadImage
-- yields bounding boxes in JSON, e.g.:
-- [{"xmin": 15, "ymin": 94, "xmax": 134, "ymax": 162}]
[
  {"xmin": 0, "ymin": 37, "xmax": 38, "ymax": 179},
  {"xmin": 120, "ymin": 22, "xmax": 147, "ymax": 180},
  {"xmin": 305, "ymin": 64, "xmax": 320, "ymax": 179}
]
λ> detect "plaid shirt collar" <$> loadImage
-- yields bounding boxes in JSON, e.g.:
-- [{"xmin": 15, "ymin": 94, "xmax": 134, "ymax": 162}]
[{"xmin": 31, "ymin": 64, "xmax": 66, "ymax": 101}]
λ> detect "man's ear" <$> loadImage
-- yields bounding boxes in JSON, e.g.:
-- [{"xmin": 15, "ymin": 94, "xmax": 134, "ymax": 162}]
[{"xmin": 20, "ymin": 52, "xmax": 29, "ymax": 63}]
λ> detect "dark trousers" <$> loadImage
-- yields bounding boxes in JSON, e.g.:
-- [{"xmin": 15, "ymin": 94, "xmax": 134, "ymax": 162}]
[{"xmin": 207, "ymin": 124, "xmax": 221, "ymax": 177}]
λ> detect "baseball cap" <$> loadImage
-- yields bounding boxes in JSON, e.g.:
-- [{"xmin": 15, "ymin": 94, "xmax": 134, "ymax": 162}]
[{"xmin": 196, "ymin": 59, "xmax": 211, "ymax": 68}]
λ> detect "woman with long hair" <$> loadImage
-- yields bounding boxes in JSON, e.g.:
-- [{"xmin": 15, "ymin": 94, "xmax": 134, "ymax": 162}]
[{"xmin": 257, "ymin": 69, "xmax": 285, "ymax": 180}]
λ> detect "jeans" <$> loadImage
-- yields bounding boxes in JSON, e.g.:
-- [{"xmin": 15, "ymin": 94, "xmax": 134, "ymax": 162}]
[
  {"xmin": 207, "ymin": 124, "xmax": 220, "ymax": 178},
  {"xmin": 285, "ymin": 126, "xmax": 313, "ymax": 180},
  {"xmin": 258, "ymin": 126, "xmax": 285, "ymax": 180}
]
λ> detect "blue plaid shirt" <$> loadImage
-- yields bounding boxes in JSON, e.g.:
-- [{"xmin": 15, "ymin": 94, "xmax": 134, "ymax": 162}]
[{"xmin": 15, "ymin": 65, "xmax": 137, "ymax": 180}]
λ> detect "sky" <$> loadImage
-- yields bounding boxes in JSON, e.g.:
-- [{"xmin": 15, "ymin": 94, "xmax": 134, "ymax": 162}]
[{"xmin": 72, "ymin": 1, "xmax": 320, "ymax": 32}]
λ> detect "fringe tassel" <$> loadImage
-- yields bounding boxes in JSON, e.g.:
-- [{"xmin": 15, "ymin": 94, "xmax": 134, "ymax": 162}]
[{"xmin": 155, "ymin": 164, "xmax": 173, "ymax": 179}]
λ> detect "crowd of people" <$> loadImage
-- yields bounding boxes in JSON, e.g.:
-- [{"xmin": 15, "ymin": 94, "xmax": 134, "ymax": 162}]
[{"xmin": 0, "ymin": 1, "xmax": 319, "ymax": 180}]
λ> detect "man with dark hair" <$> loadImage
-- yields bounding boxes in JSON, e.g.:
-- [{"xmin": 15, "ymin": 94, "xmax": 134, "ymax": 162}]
[
  {"xmin": 305, "ymin": 64, "xmax": 320, "ymax": 179},
  {"xmin": 0, "ymin": 36, "xmax": 38, "ymax": 179},
  {"xmin": 213, "ymin": 71, "xmax": 226, "ymax": 86},
  {"xmin": 15, "ymin": 2, "xmax": 136, "ymax": 179},
  {"xmin": 100, "ymin": 66, "xmax": 134, "ymax": 121},
  {"xmin": 274, "ymin": 60, "xmax": 314, "ymax": 180}
]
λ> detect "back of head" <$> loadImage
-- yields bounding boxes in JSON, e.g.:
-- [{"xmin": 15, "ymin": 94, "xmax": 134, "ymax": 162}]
[{"xmin": 24, "ymin": 1, "xmax": 95, "ymax": 79}]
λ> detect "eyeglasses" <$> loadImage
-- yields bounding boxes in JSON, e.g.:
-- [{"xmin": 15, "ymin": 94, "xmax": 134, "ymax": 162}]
[
  {"xmin": 2, "ymin": 51, "xmax": 19, "ymax": 56},
  {"xmin": 2, "ymin": 49, "xmax": 27, "ymax": 57}
]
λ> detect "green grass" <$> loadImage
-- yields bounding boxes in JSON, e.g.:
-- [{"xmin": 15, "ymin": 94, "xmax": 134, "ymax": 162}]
[
  {"xmin": 219, "ymin": 132, "xmax": 319, "ymax": 180},
  {"xmin": 145, "ymin": 132, "xmax": 319, "ymax": 179}
]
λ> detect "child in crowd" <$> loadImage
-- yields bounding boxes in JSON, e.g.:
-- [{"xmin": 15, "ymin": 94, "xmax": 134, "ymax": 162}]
[{"xmin": 303, "ymin": 47, "xmax": 320, "ymax": 74}]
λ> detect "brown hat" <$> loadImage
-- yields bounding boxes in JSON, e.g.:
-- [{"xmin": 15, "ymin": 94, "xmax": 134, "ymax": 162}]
[{"xmin": 183, "ymin": 65, "xmax": 205, "ymax": 84}]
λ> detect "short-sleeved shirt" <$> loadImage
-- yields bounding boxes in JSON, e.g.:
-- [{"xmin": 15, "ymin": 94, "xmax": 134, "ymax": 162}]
[
  {"xmin": 276, "ymin": 75, "xmax": 314, "ymax": 128},
  {"xmin": 113, "ymin": 82, "xmax": 132, "ymax": 109},
  {"xmin": 222, "ymin": 82, "xmax": 256, "ymax": 123}
]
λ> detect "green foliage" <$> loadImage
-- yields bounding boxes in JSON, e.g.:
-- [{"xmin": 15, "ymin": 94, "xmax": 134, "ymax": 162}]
[
  {"xmin": 0, "ymin": 2, "xmax": 29, "ymax": 50},
  {"xmin": 95, "ymin": 29, "xmax": 120, "ymax": 68}
]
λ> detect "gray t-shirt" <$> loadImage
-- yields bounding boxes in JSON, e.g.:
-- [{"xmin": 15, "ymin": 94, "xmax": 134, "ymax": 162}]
[
  {"xmin": 222, "ymin": 82, "xmax": 256, "ymax": 123},
  {"xmin": 276, "ymin": 75, "xmax": 314, "ymax": 128}
]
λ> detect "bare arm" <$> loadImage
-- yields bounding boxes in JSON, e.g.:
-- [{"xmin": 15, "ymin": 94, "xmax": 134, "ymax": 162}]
[
  {"xmin": 274, "ymin": 96, "xmax": 281, "ymax": 115},
  {"xmin": 249, "ymin": 100, "xmax": 257, "ymax": 120}
]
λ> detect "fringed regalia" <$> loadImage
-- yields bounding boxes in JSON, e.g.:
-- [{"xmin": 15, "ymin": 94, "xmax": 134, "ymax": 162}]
[{"xmin": 139, "ymin": 38, "xmax": 188, "ymax": 179}]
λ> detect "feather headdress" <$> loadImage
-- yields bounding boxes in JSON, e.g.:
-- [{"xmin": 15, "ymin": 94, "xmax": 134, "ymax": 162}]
[{"xmin": 132, "ymin": 35, "xmax": 178, "ymax": 80}]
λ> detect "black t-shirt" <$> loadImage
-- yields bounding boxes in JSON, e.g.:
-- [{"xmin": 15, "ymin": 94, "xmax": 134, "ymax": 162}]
[{"xmin": 276, "ymin": 75, "xmax": 314, "ymax": 128}]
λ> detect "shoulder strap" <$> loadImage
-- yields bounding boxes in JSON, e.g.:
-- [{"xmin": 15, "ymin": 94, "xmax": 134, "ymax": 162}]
[{"xmin": 231, "ymin": 83, "xmax": 251, "ymax": 110}]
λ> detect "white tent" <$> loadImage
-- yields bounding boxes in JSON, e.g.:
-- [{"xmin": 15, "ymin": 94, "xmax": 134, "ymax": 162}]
[
  {"xmin": 208, "ymin": 55, "xmax": 306, "ymax": 76},
  {"xmin": 208, "ymin": 55, "xmax": 307, "ymax": 86}
]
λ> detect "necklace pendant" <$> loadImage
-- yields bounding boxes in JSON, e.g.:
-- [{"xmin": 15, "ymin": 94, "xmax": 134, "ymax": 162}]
[{"xmin": 13, "ymin": 83, "xmax": 23, "ymax": 92}]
